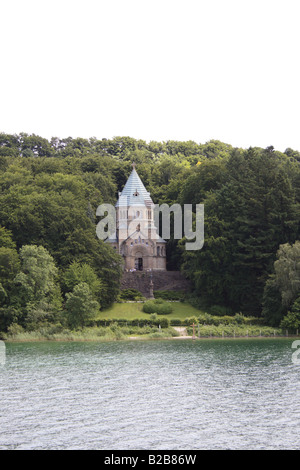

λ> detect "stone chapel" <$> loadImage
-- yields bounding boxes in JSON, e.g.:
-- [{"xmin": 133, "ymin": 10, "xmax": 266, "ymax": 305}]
[{"xmin": 106, "ymin": 164, "xmax": 167, "ymax": 271}]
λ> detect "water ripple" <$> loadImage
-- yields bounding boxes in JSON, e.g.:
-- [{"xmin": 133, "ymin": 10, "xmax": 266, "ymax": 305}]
[{"xmin": 0, "ymin": 339, "xmax": 299, "ymax": 450}]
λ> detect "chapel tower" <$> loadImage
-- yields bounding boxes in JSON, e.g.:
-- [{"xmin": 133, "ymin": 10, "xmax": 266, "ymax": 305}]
[{"xmin": 106, "ymin": 163, "xmax": 167, "ymax": 271}]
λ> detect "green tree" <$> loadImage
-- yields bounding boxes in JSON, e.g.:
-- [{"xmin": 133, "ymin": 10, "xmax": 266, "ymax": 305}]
[
  {"xmin": 0, "ymin": 133, "xmax": 20, "ymax": 157},
  {"xmin": 182, "ymin": 148, "xmax": 299, "ymax": 315},
  {"xmin": 15, "ymin": 245, "xmax": 58, "ymax": 299},
  {"xmin": 65, "ymin": 282, "xmax": 100, "ymax": 329},
  {"xmin": 261, "ymin": 275, "xmax": 284, "ymax": 326},
  {"xmin": 0, "ymin": 162, "xmax": 123, "ymax": 308},
  {"xmin": 280, "ymin": 296, "xmax": 300, "ymax": 330},
  {"xmin": 274, "ymin": 241, "xmax": 300, "ymax": 309},
  {"xmin": 19, "ymin": 133, "xmax": 53, "ymax": 157},
  {"xmin": 61, "ymin": 261, "xmax": 103, "ymax": 303},
  {"xmin": 0, "ymin": 247, "xmax": 20, "ymax": 289},
  {"xmin": 0, "ymin": 226, "xmax": 20, "ymax": 292},
  {"xmin": 0, "ymin": 226, "xmax": 17, "ymax": 249},
  {"xmin": 13, "ymin": 245, "xmax": 62, "ymax": 327},
  {"xmin": 180, "ymin": 160, "xmax": 227, "ymax": 205},
  {"xmin": 0, "ymin": 283, "xmax": 7, "ymax": 305},
  {"xmin": 263, "ymin": 241, "xmax": 300, "ymax": 325}
]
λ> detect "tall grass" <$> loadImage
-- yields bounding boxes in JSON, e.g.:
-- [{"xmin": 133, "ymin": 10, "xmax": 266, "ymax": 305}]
[
  {"xmin": 99, "ymin": 301, "xmax": 204, "ymax": 320},
  {"xmin": 3, "ymin": 323, "xmax": 180, "ymax": 342},
  {"xmin": 187, "ymin": 324, "xmax": 283, "ymax": 337}
]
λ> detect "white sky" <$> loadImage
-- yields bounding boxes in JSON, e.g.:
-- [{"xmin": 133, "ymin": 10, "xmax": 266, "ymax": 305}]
[{"xmin": 1, "ymin": 0, "xmax": 300, "ymax": 152}]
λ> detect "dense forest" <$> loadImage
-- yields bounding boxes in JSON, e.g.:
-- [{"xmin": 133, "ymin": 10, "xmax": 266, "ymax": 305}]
[{"xmin": 0, "ymin": 132, "xmax": 299, "ymax": 332}]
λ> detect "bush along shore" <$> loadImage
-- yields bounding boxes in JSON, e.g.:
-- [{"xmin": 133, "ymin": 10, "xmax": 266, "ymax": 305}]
[{"xmin": 2, "ymin": 313, "xmax": 297, "ymax": 342}]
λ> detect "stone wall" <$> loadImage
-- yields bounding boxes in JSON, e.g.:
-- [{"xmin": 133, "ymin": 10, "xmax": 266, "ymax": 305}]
[{"xmin": 121, "ymin": 271, "xmax": 192, "ymax": 298}]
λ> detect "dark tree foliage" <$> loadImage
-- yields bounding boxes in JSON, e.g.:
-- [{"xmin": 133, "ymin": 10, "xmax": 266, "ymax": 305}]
[{"xmin": 0, "ymin": 132, "xmax": 299, "ymax": 329}]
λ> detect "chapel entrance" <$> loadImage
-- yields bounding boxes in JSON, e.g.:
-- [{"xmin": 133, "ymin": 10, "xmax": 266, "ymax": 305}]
[{"xmin": 135, "ymin": 257, "xmax": 143, "ymax": 271}]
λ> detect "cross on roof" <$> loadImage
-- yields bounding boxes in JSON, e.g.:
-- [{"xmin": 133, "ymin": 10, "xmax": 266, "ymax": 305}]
[{"xmin": 132, "ymin": 162, "xmax": 136, "ymax": 169}]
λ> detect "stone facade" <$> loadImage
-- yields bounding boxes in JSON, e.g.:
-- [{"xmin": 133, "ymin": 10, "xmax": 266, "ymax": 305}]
[
  {"xmin": 106, "ymin": 164, "xmax": 167, "ymax": 271},
  {"xmin": 121, "ymin": 271, "xmax": 191, "ymax": 297}
]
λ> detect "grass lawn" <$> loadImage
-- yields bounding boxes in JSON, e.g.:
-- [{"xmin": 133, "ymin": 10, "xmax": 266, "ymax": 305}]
[{"xmin": 98, "ymin": 301, "xmax": 204, "ymax": 321}]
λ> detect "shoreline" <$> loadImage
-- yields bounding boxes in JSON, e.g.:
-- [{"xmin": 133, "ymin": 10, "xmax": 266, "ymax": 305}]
[
  {"xmin": 1, "ymin": 322, "xmax": 295, "ymax": 343},
  {"xmin": 3, "ymin": 334, "xmax": 296, "ymax": 343}
]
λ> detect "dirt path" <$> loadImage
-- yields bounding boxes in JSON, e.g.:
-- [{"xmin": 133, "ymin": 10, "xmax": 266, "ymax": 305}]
[{"xmin": 173, "ymin": 327, "xmax": 192, "ymax": 338}]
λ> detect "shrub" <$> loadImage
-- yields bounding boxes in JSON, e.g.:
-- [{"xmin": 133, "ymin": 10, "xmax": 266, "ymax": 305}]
[
  {"xmin": 194, "ymin": 324, "xmax": 281, "ymax": 338},
  {"xmin": 114, "ymin": 329, "xmax": 126, "ymax": 340},
  {"xmin": 186, "ymin": 295, "xmax": 206, "ymax": 309},
  {"xmin": 142, "ymin": 300, "xmax": 173, "ymax": 315},
  {"xmin": 142, "ymin": 300, "xmax": 157, "ymax": 314},
  {"xmin": 184, "ymin": 316, "xmax": 198, "ymax": 326},
  {"xmin": 280, "ymin": 296, "xmax": 300, "ymax": 330},
  {"xmin": 170, "ymin": 318, "xmax": 183, "ymax": 326},
  {"xmin": 156, "ymin": 303, "xmax": 173, "ymax": 315},
  {"xmin": 148, "ymin": 331, "xmax": 164, "ymax": 338},
  {"xmin": 157, "ymin": 317, "xmax": 170, "ymax": 328},
  {"xmin": 216, "ymin": 315, "xmax": 235, "ymax": 325},
  {"xmin": 209, "ymin": 305, "xmax": 233, "ymax": 316},
  {"xmin": 197, "ymin": 313, "xmax": 214, "ymax": 325},
  {"xmin": 7, "ymin": 322, "xmax": 24, "ymax": 337},
  {"xmin": 130, "ymin": 318, "xmax": 147, "ymax": 327},
  {"xmin": 65, "ymin": 282, "xmax": 100, "ymax": 329},
  {"xmin": 244, "ymin": 316, "xmax": 263, "ymax": 325},
  {"xmin": 233, "ymin": 313, "xmax": 246, "ymax": 324},
  {"xmin": 154, "ymin": 290, "xmax": 186, "ymax": 301},
  {"xmin": 120, "ymin": 288, "xmax": 144, "ymax": 300}
]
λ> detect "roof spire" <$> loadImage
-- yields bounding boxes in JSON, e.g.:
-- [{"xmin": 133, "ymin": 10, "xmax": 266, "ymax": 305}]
[{"xmin": 132, "ymin": 161, "xmax": 136, "ymax": 170}]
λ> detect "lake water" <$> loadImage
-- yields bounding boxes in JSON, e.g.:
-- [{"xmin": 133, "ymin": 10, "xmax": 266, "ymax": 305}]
[{"xmin": 0, "ymin": 338, "xmax": 299, "ymax": 450}]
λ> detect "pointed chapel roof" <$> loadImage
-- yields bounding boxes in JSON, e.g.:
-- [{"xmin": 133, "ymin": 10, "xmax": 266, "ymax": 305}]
[{"xmin": 116, "ymin": 165, "xmax": 153, "ymax": 208}]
